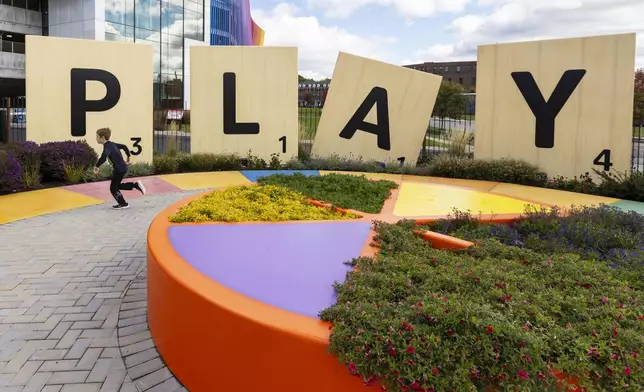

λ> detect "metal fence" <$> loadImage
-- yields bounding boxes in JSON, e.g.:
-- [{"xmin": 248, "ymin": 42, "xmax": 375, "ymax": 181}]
[{"xmin": 2, "ymin": 93, "xmax": 644, "ymax": 172}]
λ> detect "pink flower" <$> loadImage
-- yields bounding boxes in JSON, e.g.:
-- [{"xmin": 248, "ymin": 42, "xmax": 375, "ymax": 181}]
[
  {"xmin": 611, "ymin": 354, "xmax": 618, "ymax": 360},
  {"xmin": 517, "ymin": 370, "xmax": 529, "ymax": 379},
  {"xmin": 625, "ymin": 367, "xmax": 632, "ymax": 375},
  {"xmin": 406, "ymin": 345, "xmax": 415, "ymax": 354},
  {"xmin": 602, "ymin": 296, "xmax": 609, "ymax": 304},
  {"xmin": 486, "ymin": 326, "xmax": 494, "ymax": 334},
  {"xmin": 348, "ymin": 362, "xmax": 357, "ymax": 374}
]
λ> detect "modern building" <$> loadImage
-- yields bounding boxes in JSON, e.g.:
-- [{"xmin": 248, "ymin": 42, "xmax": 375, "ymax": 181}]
[
  {"xmin": 403, "ymin": 60, "xmax": 477, "ymax": 91},
  {"xmin": 0, "ymin": 0, "xmax": 263, "ymax": 107},
  {"xmin": 210, "ymin": 0, "xmax": 263, "ymax": 46}
]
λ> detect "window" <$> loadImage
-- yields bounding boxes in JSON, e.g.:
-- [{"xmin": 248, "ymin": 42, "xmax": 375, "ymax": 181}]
[
  {"xmin": 456, "ymin": 65, "xmax": 461, "ymax": 72},
  {"xmin": 12, "ymin": 0, "xmax": 26, "ymax": 8},
  {"xmin": 184, "ymin": 9, "xmax": 203, "ymax": 41},
  {"xmin": 458, "ymin": 77, "xmax": 463, "ymax": 85},
  {"xmin": 161, "ymin": 2, "xmax": 183, "ymax": 36},
  {"xmin": 26, "ymin": 0, "xmax": 39, "ymax": 11},
  {"xmin": 445, "ymin": 66, "xmax": 449, "ymax": 72}
]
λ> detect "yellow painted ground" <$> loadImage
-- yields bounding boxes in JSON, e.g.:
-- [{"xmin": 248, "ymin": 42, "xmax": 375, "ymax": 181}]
[
  {"xmin": 320, "ymin": 171, "xmax": 404, "ymax": 181},
  {"xmin": 394, "ymin": 182, "xmax": 538, "ymax": 217},
  {"xmin": 0, "ymin": 188, "xmax": 103, "ymax": 224},
  {"xmin": 489, "ymin": 183, "xmax": 619, "ymax": 208},
  {"xmin": 401, "ymin": 175, "xmax": 499, "ymax": 192},
  {"xmin": 158, "ymin": 172, "xmax": 251, "ymax": 190}
]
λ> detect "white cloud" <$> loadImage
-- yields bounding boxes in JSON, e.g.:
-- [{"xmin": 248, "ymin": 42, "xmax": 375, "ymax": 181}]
[
  {"xmin": 414, "ymin": 0, "xmax": 644, "ymax": 68},
  {"xmin": 252, "ymin": 3, "xmax": 397, "ymax": 79},
  {"xmin": 306, "ymin": 0, "xmax": 470, "ymax": 19}
]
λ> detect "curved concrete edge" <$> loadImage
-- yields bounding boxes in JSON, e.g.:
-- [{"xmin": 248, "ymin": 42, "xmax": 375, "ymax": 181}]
[
  {"xmin": 147, "ymin": 193, "xmax": 369, "ymax": 392},
  {"xmin": 146, "ymin": 188, "xmax": 586, "ymax": 391}
]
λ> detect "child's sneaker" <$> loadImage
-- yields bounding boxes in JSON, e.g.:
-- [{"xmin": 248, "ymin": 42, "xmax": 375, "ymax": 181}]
[
  {"xmin": 112, "ymin": 203, "xmax": 129, "ymax": 210},
  {"xmin": 135, "ymin": 181, "xmax": 146, "ymax": 195}
]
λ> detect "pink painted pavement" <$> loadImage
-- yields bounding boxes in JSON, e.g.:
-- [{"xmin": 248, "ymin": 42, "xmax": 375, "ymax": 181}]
[{"xmin": 63, "ymin": 176, "xmax": 181, "ymax": 202}]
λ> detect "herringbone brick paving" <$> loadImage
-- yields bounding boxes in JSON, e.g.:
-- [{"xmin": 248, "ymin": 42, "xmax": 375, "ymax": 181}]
[{"xmin": 0, "ymin": 191, "xmax": 202, "ymax": 392}]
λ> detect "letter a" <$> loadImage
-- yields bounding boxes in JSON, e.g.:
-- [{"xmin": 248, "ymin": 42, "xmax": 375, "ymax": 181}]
[
  {"xmin": 338, "ymin": 87, "xmax": 391, "ymax": 150},
  {"xmin": 511, "ymin": 70, "xmax": 586, "ymax": 148}
]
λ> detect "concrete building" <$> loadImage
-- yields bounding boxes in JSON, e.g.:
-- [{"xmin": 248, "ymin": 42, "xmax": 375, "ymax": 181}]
[
  {"xmin": 0, "ymin": 0, "xmax": 263, "ymax": 105},
  {"xmin": 403, "ymin": 60, "xmax": 477, "ymax": 91}
]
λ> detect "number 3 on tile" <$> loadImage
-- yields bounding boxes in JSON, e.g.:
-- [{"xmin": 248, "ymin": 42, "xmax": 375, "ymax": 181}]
[{"xmin": 279, "ymin": 136, "xmax": 286, "ymax": 153}]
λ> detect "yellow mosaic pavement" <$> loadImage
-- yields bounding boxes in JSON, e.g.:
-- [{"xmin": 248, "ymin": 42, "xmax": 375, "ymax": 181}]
[
  {"xmin": 393, "ymin": 182, "xmax": 539, "ymax": 217},
  {"xmin": 0, "ymin": 170, "xmax": 635, "ymax": 225},
  {"xmin": 0, "ymin": 188, "xmax": 103, "ymax": 225}
]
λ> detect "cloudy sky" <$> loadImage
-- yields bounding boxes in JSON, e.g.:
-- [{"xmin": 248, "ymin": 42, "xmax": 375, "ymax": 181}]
[{"xmin": 250, "ymin": 0, "xmax": 644, "ymax": 80}]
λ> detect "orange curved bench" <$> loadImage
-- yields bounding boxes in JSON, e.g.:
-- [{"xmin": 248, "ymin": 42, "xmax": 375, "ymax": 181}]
[{"xmin": 147, "ymin": 192, "xmax": 371, "ymax": 392}]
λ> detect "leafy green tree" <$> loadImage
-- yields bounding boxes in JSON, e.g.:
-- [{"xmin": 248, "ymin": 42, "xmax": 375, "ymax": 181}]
[
  {"xmin": 432, "ymin": 81, "xmax": 467, "ymax": 119},
  {"xmin": 634, "ymin": 68, "xmax": 644, "ymax": 125}
]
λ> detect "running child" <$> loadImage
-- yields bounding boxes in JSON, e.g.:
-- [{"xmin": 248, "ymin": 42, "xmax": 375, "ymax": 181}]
[{"xmin": 93, "ymin": 127, "xmax": 146, "ymax": 210}]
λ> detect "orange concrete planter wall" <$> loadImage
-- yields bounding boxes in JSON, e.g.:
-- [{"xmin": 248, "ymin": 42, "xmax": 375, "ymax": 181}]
[
  {"xmin": 147, "ymin": 194, "xmax": 371, "ymax": 392},
  {"xmin": 147, "ymin": 192, "xmax": 576, "ymax": 391}
]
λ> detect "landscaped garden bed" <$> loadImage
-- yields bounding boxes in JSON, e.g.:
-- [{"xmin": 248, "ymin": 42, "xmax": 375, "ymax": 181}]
[
  {"xmin": 168, "ymin": 185, "xmax": 361, "ymax": 223},
  {"xmin": 3, "ymin": 138, "xmax": 644, "ymax": 203},
  {"xmin": 319, "ymin": 210, "xmax": 644, "ymax": 391},
  {"xmin": 257, "ymin": 173, "xmax": 398, "ymax": 214},
  {"xmin": 425, "ymin": 205, "xmax": 644, "ymax": 268}
]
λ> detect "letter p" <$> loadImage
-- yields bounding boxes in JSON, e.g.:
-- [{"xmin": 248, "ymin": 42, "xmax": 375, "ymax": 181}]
[{"xmin": 70, "ymin": 68, "xmax": 121, "ymax": 137}]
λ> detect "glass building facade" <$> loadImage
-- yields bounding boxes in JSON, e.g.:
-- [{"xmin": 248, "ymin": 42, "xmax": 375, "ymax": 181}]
[
  {"xmin": 104, "ymin": 0, "xmax": 205, "ymax": 109},
  {"xmin": 210, "ymin": 0, "xmax": 263, "ymax": 46}
]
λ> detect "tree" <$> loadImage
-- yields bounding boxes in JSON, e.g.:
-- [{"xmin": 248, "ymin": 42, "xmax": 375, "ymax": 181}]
[
  {"xmin": 432, "ymin": 81, "xmax": 467, "ymax": 119},
  {"xmin": 321, "ymin": 88, "xmax": 328, "ymax": 106},
  {"xmin": 634, "ymin": 68, "xmax": 644, "ymax": 125},
  {"xmin": 302, "ymin": 91, "xmax": 313, "ymax": 105}
]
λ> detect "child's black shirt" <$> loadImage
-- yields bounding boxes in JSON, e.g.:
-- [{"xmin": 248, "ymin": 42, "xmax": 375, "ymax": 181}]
[{"xmin": 96, "ymin": 141, "xmax": 130, "ymax": 173}]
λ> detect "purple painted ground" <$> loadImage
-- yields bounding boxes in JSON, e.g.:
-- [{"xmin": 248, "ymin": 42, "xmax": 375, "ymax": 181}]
[{"xmin": 168, "ymin": 222, "xmax": 372, "ymax": 318}]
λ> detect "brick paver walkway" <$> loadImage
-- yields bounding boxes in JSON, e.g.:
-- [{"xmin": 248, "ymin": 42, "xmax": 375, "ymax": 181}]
[{"xmin": 0, "ymin": 191, "xmax": 201, "ymax": 392}]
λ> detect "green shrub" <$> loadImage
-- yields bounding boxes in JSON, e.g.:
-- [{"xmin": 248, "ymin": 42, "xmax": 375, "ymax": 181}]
[
  {"xmin": 245, "ymin": 150, "xmax": 268, "ymax": 169},
  {"xmin": 62, "ymin": 159, "xmax": 87, "ymax": 183},
  {"xmin": 169, "ymin": 184, "xmax": 359, "ymax": 223},
  {"xmin": 594, "ymin": 170, "xmax": 644, "ymax": 202},
  {"xmin": 546, "ymin": 173, "xmax": 598, "ymax": 195},
  {"xmin": 125, "ymin": 162, "xmax": 154, "ymax": 177},
  {"xmin": 257, "ymin": 173, "xmax": 398, "ymax": 214},
  {"xmin": 427, "ymin": 205, "xmax": 644, "ymax": 270},
  {"xmin": 320, "ymin": 221, "xmax": 644, "ymax": 391},
  {"xmin": 176, "ymin": 152, "xmax": 242, "ymax": 172},
  {"xmin": 428, "ymin": 155, "xmax": 548, "ymax": 186},
  {"xmin": 153, "ymin": 153, "xmax": 182, "ymax": 174}
]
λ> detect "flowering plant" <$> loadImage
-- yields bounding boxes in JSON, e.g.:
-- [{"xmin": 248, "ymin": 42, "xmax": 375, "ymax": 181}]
[
  {"xmin": 320, "ymin": 221, "xmax": 644, "ymax": 391},
  {"xmin": 428, "ymin": 205, "xmax": 644, "ymax": 268},
  {"xmin": 39, "ymin": 140, "xmax": 97, "ymax": 182},
  {"xmin": 169, "ymin": 185, "xmax": 359, "ymax": 223},
  {"xmin": 0, "ymin": 150, "xmax": 24, "ymax": 192}
]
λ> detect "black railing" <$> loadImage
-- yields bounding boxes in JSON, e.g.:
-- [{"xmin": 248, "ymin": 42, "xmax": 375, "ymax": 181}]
[{"xmin": 2, "ymin": 93, "xmax": 644, "ymax": 172}]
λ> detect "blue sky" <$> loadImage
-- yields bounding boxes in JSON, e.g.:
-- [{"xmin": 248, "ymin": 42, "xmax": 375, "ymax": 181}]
[{"xmin": 250, "ymin": 0, "xmax": 644, "ymax": 80}]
